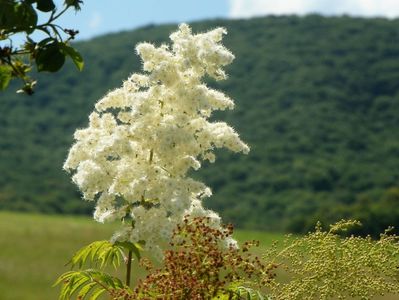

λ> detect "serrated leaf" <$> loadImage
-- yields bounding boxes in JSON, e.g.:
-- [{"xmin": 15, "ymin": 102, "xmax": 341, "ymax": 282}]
[
  {"xmin": 59, "ymin": 43, "xmax": 84, "ymax": 71},
  {"xmin": 91, "ymin": 241, "xmax": 108, "ymax": 262},
  {"xmin": 55, "ymin": 269, "xmax": 127, "ymax": 300},
  {"xmin": 68, "ymin": 240, "xmax": 123, "ymax": 269}
]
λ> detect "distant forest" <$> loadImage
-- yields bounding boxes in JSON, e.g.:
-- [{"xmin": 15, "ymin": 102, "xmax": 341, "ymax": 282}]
[{"xmin": 1, "ymin": 15, "xmax": 399, "ymax": 236}]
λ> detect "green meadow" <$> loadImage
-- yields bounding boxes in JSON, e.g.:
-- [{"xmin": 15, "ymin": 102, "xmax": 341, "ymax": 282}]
[
  {"xmin": 0, "ymin": 212, "xmax": 114, "ymax": 300},
  {"xmin": 0, "ymin": 211, "xmax": 284, "ymax": 300}
]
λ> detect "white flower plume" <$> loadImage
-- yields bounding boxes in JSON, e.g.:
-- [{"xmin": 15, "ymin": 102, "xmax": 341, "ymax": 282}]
[{"xmin": 64, "ymin": 24, "xmax": 248, "ymax": 257}]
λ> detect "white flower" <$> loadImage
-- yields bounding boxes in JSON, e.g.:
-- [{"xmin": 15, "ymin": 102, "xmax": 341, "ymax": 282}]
[
  {"xmin": 223, "ymin": 237, "xmax": 239, "ymax": 250},
  {"xmin": 64, "ymin": 24, "xmax": 248, "ymax": 257}
]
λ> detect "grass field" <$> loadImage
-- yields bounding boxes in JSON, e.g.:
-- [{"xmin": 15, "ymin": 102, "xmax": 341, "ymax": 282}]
[
  {"xmin": 0, "ymin": 211, "xmax": 396, "ymax": 300},
  {"xmin": 0, "ymin": 211, "xmax": 285, "ymax": 300}
]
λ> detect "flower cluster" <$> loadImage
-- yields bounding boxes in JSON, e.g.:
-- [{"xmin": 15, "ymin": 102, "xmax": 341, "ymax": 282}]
[
  {"xmin": 131, "ymin": 217, "xmax": 273, "ymax": 299},
  {"xmin": 63, "ymin": 24, "xmax": 249, "ymax": 257},
  {"xmin": 263, "ymin": 221, "xmax": 399, "ymax": 299}
]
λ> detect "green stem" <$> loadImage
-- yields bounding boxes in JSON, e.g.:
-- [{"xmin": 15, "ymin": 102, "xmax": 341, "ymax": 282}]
[{"xmin": 126, "ymin": 249, "xmax": 133, "ymax": 287}]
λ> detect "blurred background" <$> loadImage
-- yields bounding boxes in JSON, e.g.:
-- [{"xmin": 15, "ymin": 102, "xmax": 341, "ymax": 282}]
[{"xmin": 1, "ymin": 1, "xmax": 399, "ymax": 297}]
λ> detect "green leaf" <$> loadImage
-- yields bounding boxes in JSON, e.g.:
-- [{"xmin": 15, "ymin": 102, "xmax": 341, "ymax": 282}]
[
  {"xmin": 68, "ymin": 240, "xmax": 125, "ymax": 270},
  {"xmin": 77, "ymin": 282, "xmax": 96, "ymax": 299},
  {"xmin": 14, "ymin": 3, "xmax": 38, "ymax": 34},
  {"xmin": 66, "ymin": 276, "xmax": 89, "ymax": 297},
  {"xmin": 54, "ymin": 269, "xmax": 127, "ymax": 300},
  {"xmin": 115, "ymin": 241, "xmax": 143, "ymax": 260},
  {"xmin": 89, "ymin": 288, "xmax": 105, "ymax": 300},
  {"xmin": 59, "ymin": 43, "xmax": 84, "ymax": 71},
  {"xmin": 38, "ymin": 37, "xmax": 56, "ymax": 47},
  {"xmin": 36, "ymin": 0, "xmax": 56, "ymax": 12},
  {"xmin": 36, "ymin": 42, "xmax": 65, "ymax": 72},
  {"xmin": 0, "ymin": 1, "xmax": 14, "ymax": 29},
  {"xmin": 0, "ymin": 65, "xmax": 12, "ymax": 91},
  {"xmin": 232, "ymin": 286, "xmax": 266, "ymax": 300}
]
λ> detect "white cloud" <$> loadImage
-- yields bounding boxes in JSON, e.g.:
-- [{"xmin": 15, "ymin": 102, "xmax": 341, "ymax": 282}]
[
  {"xmin": 228, "ymin": 0, "xmax": 399, "ymax": 19},
  {"xmin": 88, "ymin": 12, "xmax": 102, "ymax": 29}
]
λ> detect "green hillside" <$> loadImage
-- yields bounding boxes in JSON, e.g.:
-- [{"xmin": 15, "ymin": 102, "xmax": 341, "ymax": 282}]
[{"xmin": 1, "ymin": 15, "xmax": 399, "ymax": 235}]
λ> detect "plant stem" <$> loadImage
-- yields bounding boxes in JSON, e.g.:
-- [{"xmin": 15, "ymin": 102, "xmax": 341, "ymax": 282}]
[{"xmin": 126, "ymin": 249, "xmax": 133, "ymax": 287}]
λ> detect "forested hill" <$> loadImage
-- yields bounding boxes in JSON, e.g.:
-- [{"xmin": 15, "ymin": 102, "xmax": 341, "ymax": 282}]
[{"xmin": 1, "ymin": 15, "xmax": 399, "ymax": 235}]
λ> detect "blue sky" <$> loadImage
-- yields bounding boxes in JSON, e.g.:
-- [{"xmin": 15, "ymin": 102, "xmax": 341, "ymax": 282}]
[
  {"xmin": 57, "ymin": 0, "xmax": 230, "ymax": 40},
  {"xmin": 11, "ymin": 0, "xmax": 399, "ymax": 43}
]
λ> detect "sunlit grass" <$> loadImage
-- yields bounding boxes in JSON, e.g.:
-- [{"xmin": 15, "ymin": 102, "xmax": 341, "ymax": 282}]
[{"xmin": 0, "ymin": 212, "xmax": 111, "ymax": 299}]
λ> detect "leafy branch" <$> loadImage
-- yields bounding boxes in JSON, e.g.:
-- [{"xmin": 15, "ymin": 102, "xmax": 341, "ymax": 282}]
[
  {"xmin": 0, "ymin": 0, "xmax": 84, "ymax": 94},
  {"xmin": 54, "ymin": 269, "xmax": 129, "ymax": 300},
  {"xmin": 55, "ymin": 239, "xmax": 143, "ymax": 299}
]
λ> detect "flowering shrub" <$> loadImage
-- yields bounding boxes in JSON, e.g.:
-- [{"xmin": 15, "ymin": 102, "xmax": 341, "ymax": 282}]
[
  {"xmin": 263, "ymin": 220, "xmax": 399, "ymax": 299},
  {"xmin": 63, "ymin": 23, "xmax": 248, "ymax": 259}
]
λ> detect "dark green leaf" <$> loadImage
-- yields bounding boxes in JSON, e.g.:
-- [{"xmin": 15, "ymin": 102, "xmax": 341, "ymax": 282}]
[
  {"xmin": 13, "ymin": 3, "xmax": 38, "ymax": 34},
  {"xmin": 2, "ymin": 3, "xmax": 23, "ymax": 31},
  {"xmin": 38, "ymin": 37, "xmax": 55, "ymax": 47},
  {"xmin": 59, "ymin": 43, "xmax": 84, "ymax": 71},
  {"xmin": 36, "ymin": 42, "xmax": 65, "ymax": 72},
  {"xmin": 36, "ymin": 0, "xmax": 56, "ymax": 12},
  {"xmin": 0, "ymin": 1, "xmax": 14, "ymax": 29}
]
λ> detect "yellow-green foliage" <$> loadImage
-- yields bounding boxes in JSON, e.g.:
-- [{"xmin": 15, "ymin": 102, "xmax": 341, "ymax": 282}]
[
  {"xmin": 54, "ymin": 269, "xmax": 128, "ymax": 300},
  {"xmin": 55, "ymin": 240, "xmax": 144, "ymax": 299},
  {"xmin": 67, "ymin": 240, "xmax": 125, "ymax": 269},
  {"xmin": 263, "ymin": 220, "xmax": 399, "ymax": 299}
]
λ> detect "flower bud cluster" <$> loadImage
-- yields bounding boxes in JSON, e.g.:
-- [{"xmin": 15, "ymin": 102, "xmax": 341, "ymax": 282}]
[
  {"xmin": 132, "ymin": 216, "xmax": 274, "ymax": 299},
  {"xmin": 63, "ymin": 24, "xmax": 249, "ymax": 256}
]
